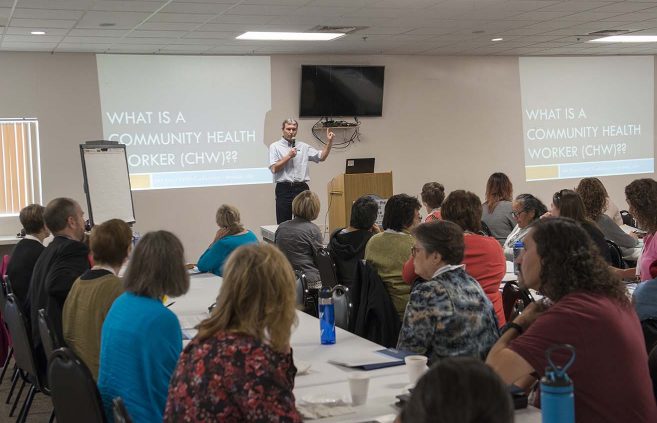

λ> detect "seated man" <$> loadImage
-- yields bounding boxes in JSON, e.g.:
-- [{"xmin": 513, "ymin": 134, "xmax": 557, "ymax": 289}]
[
  {"xmin": 328, "ymin": 195, "xmax": 380, "ymax": 288},
  {"xmin": 6, "ymin": 204, "xmax": 50, "ymax": 307},
  {"xmin": 27, "ymin": 197, "xmax": 90, "ymax": 377},
  {"xmin": 487, "ymin": 218, "xmax": 657, "ymax": 422}
]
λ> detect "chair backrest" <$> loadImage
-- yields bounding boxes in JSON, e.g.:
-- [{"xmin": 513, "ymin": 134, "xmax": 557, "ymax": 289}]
[
  {"xmin": 642, "ymin": 319, "xmax": 657, "ymax": 353},
  {"xmin": 0, "ymin": 275, "xmax": 8, "ymax": 313},
  {"xmin": 294, "ymin": 270, "xmax": 318, "ymax": 317},
  {"xmin": 332, "ymin": 284, "xmax": 351, "ymax": 330},
  {"xmin": 480, "ymin": 221, "xmax": 493, "ymax": 237},
  {"xmin": 649, "ymin": 344, "xmax": 657, "ymax": 402},
  {"xmin": 620, "ymin": 210, "xmax": 637, "ymax": 227},
  {"xmin": 501, "ymin": 282, "xmax": 534, "ymax": 322},
  {"xmin": 0, "ymin": 254, "xmax": 9, "ymax": 279},
  {"xmin": 315, "ymin": 247, "xmax": 339, "ymax": 289},
  {"xmin": 3, "ymin": 294, "xmax": 41, "ymax": 385},
  {"xmin": 38, "ymin": 308, "xmax": 59, "ymax": 362},
  {"xmin": 48, "ymin": 347, "xmax": 106, "ymax": 423},
  {"xmin": 112, "ymin": 397, "xmax": 133, "ymax": 423},
  {"xmin": 606, "ymin": 239, "xmax": 626, "ymax": 269}
]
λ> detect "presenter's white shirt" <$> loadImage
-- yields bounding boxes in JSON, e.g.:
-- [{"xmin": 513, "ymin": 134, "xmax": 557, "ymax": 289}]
[{"xmin": 269, "ymin": 138, "xmax": 322, "ymax": 183}]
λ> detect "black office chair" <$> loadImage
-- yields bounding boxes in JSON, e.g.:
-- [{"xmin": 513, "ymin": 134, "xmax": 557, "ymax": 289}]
[
  {"xmin": 48, "ymin": 347, "xmax": 106, "ymax": 423},
  {"xmin": 620, "ymin": 210, "xmax": 637, "ymax": 227},
  {"xmin": 606, "ymin": 239, "xmax": 626, "ymax": 269},
  {"xmin": 294, "ymin": 270, "xmax": 318, "ymax": 317},
  {"xmin": 332, "ymin": 284, "xmax": 352, "ymax": 331},
  {"xmin": 315, "ymin": 247, "xmax": 339, "ymax": 289},
  {"xmin": 502, "ymin": 281, "xmax": 534, "ymax": 322},
  {"xmin": 113, "ymin": 397, "xmax": 134, "ymax": 423},
  {"xmin": 0, "ymin": 275, "xmax": 14, "ymax": 385},
  {"xmin": 38, "ymin": 309, "xmax": 60, "ymax": 363},
  {"xmin": 649, "ymin": 344, "xmax": 657, "ymax": 402},
  {"xmin": 3, "ymin": 293, "xmax": 50, "ymax": 422},
  {"xmin": 480, "ymin": 221, "xmax": 493, "ymax": 237}
]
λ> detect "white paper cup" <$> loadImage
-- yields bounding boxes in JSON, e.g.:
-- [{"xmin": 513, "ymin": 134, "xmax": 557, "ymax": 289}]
[
  {"xmin": 348, "ymin": 373, "xmax": 370, "ymax": 406},
  {"xmin": 405, "ymin": 355, "xmax": 428, "ymax": 385}
]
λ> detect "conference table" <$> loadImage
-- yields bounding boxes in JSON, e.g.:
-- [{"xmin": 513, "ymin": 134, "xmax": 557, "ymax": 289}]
[{"xmin": 170, "ymin": 272, "xmax": 541, "ymax": 422}]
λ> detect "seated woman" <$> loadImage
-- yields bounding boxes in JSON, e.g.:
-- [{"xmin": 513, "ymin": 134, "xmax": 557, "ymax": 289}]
[
  {"xmin": 275, "ymin": 190, "xmax": 323, "ymax": 289},
  {"xmin": 365, "ymin": 194, "xmax": 421, "ymax": 318},
  {"xmin": 6, "ymin": 203, "xmax": 50, "ymax": 307},
  {"xmin": 482, "ymin": 172, "xmax": 515, "ymax": 245},
  {"xmin": 62, "ymin": 219, "xmax": 131, "ymax": 380},
  {"xmin": 196, "ymin": 204, "xmax": 258, "ymax": 276},
  {"xmin": 502, "ymin": 193, "xmax": 546, "ymax": 260},
  {"xmin": 402, "ymin": 190, "xmax": 506, "ymax": 325},
  {"xmin": 164, "ymin": 243, "xmax": 301, "ymax": 422},
  {"xmin": 328, "ymin": 195, "xmax": 381, "ymax": 288},
  {"xmin": 576, "ymin": 177, "xmax": 638, "ymax": 256},
  {"xmin": 397, "ymin": 220, "xmax": 499, "ymax": 364},
  {"xmin": 624, "ymin": 179, "xmax": 657, "ymax": 281},
  {"xmin": 486, "ymin": 218, "xmax": 657, "ymax": 422},
  {"xmin": 421, "ymin": 182, "xmax": 445, "ymax": 222},
  {"xmin": 545, "ymin": 189, "xmax": 611, "ymax": 263},
  {"xmin": 98, "ymin": 231, "xmax": 190, "ymax": 423},
  {"xmin": 396, "ymin": 357, "xmax": 513, "ymax": 423}
]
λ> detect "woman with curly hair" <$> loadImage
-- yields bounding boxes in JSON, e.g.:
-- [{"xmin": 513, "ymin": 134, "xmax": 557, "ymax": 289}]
[
  {"xmin": 420, "ymin": 182, "xmax": 445, "ymax": 222},
  {"xmin": 575, "ymin": 177, "xmax": 638, "ymax": 253},
  {"xmin": 625, "ymin": 178, "xmax": 657, "ymax": 281},
  {"xmin": 487, "ymin": 218, "xmax": 657, "ymax": 423}
]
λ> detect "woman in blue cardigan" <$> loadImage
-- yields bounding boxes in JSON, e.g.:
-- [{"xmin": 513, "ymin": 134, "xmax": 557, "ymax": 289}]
[
  {"xmin": 98, "ymin": 231, "xmax": 190, "ymax": 423},
  {"xmin": 196, "ymin": 204, "xmax": 258, "ymax": 276}
]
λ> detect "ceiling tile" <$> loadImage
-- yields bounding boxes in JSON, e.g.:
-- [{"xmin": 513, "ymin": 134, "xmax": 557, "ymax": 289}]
[
  {"xmin": 9, "ymin": 18, "xmax": 78, "ymax": 29},
  {"xmin": 76, "ymin": 11, "xmax": 152, "ymax": 29}
]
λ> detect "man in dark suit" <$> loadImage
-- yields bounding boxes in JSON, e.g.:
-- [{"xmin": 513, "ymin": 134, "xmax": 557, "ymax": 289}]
[
  {"xmin": 27, "ymin": 197, "xmax": 89, "ymax": 378},
  {"xmin": 6, "ymin": 204, "xmax": 49, "ymax": 307}
]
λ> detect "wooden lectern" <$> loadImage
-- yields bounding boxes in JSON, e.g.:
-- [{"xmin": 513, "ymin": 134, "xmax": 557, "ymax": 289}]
[{"xmin": 327, "ymin": 172, "xmax": 393, "ymax": 233}]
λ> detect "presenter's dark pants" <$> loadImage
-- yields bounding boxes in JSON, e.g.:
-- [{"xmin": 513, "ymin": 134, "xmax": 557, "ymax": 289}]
[{"xmin": 275, "ymin": 181, "xmax": 309, "ymax": 224}]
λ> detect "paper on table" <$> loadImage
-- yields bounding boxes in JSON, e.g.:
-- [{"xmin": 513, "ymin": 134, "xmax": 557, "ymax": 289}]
[{"xmin": 178, "ymin": 314, "xmax": 207, "ymax": 329}]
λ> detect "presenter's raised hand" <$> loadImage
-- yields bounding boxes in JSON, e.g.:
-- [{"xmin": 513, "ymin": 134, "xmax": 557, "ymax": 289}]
[{"xmin": 326, "ymin": 128, "xmax": 335, "ymax": 142}]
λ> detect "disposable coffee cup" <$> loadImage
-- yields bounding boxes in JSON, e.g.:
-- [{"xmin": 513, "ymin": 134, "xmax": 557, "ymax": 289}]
[
  {"xmin": 348, "ymin": 373, "xmax": 370, "ymax": 406},
  {"xmin": 405, "ymin": 355, "xmax": 428, "ymax": 385}
]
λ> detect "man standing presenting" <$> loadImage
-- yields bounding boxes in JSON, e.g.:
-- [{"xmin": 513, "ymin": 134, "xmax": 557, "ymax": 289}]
[{"xmin": 269, "ymin": 118, "xmax": 334, "ymax": 224}]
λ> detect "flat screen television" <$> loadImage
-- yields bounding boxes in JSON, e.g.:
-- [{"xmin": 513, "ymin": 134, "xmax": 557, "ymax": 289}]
[{"xmin": 299, "ymin": 65, "xmax": 385, "ymax": 117}]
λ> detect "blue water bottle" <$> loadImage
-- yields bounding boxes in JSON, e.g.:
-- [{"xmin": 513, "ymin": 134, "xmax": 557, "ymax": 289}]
[
  {"xmin": 513, "ymin": 240, "xmax": 524, "ymax": 275},
  {"xmin": 541, "ymin": 344, "xmax": 576, "ymax": 423},
  {"xmin": 319, "ymin": 287, "xmax": 336, "ymax": 345}
]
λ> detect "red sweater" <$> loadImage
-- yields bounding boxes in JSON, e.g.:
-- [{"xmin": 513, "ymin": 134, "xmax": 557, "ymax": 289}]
[{"xmin": 402, "ymin": 233, "xmax": 506, "ymax": 325}]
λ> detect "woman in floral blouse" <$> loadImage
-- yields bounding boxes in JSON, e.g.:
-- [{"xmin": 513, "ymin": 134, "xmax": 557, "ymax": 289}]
[
  {"xmin": 397, "ymin": 220, "xmax": 499, "ymax": 365},
  {"xmin": 164, "ymin": 243, "xmax": 301, "ymax": 422}
]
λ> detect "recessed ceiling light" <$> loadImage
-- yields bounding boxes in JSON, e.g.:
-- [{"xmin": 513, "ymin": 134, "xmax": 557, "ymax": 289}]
[
  {"xmin": 236, "ymin": 31, "xmax": 345, "ymax": 41},
  {"xmin": 31, "ymin": 31, "xmax": 46, "ymax": 35},
  {"xmin": 491, "ymin": 37, "xmax": 503, "ymax": 42},
  {"xmin": 589, "ymin": 35, "xmax": 657, "ymax": 43}
]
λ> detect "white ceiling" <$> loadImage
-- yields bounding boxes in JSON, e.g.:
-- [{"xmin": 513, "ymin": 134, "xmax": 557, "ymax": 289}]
[{"xmin": 2, "ymin": 0, "xmax": 657, "ymax": 55}]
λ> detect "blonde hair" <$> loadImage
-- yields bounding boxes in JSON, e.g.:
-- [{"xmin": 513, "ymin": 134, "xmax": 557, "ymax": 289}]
[
  {"xmin": 197, "ymin": 243, "xmax": 298, "ymax": 353},
  {"xmin": 292, "ymin": 190, "xmax": 320, "ymax": 221},
  {"xmin": 215, "ymin": 204, "xmax": 244, "ymax": 236}
]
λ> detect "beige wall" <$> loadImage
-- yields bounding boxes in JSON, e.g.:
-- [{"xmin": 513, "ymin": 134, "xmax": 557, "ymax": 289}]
[{"xmin": 0, "ymin": 52, "xmax": 654, "ymax": 261}]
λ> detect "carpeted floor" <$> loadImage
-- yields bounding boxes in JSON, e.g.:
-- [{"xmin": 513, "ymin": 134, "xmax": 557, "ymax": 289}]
[{"xmin": 0, "ymin": 360, "xmax": 54, "ymax": 423}]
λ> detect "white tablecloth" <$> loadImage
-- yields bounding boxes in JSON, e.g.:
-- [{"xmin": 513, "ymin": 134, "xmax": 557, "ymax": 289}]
[{"xmin": 169, "ymin": 272, "xmax": 542, "ymax": 422}]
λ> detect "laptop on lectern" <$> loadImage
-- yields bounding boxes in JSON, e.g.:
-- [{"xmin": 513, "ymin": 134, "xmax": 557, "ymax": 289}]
[{"xmin": 345, "ymin": 158, "xmax": 375, "ymax": 174}]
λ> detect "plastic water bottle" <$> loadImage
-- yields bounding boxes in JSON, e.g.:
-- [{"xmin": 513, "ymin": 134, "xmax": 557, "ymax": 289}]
[
  {"xmin": 541, "ymin": 344, "xmax": 576, "ymax": 423},
  {"xmin": 319, "ymin": 287, "xmax": 336, "ymax": 345},
  {"xmin": 513, "ymin": 240, "xmax": 524, "ymax": 275}
]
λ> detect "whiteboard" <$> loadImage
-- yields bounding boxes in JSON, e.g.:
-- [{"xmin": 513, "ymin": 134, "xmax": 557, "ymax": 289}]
[{"xmin": 80, "ymin": 144, "xmax": 135, "ymax": 225}]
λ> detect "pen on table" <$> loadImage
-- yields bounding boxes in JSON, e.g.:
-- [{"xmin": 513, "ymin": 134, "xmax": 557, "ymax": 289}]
[{"xmin": 165, "ymin": 301, "xmax": 175, "ymax": 308}]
